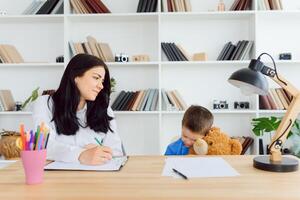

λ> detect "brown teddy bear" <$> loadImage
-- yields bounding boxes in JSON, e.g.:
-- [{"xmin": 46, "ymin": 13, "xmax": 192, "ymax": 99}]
[{"xmin": 189, "ymin": 127, "xmax": 242, "ymax": 155}]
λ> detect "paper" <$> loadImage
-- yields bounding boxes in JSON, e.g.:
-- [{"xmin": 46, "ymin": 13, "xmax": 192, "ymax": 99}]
[
  {"xmin": 0, "ymin": 160, "xmax": 16, "ymax": 169},
  {"xmin": 44, "ymin": 156, "xmax": 128, "ymax": 171},
  {"xmin": 162, "ymin": 157, "xmax": 240, "ymax": 178}
]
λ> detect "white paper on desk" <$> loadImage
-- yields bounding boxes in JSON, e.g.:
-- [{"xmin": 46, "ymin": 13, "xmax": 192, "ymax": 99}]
[
  {"xmin": 0, "ymin": 160, "xmax": 16, "ymax": 169},
  {"xmin": 44, "ymin": 156, "xmax": 127, "ymax": 171},
  {"xmin": 162, "ymin": 157, "xmax": 240, "ymax": 178}
]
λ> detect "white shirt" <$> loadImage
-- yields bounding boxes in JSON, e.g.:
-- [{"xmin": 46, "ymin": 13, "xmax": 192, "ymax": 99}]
[{"xmin": 32, "ymin": 95, "xmax": 123, "ymax": 163}]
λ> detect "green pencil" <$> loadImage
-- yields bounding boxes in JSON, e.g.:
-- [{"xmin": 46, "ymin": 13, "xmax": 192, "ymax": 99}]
[{"xmin": 94, "ymin": 137, "xmax": 103, "ymax": 146}]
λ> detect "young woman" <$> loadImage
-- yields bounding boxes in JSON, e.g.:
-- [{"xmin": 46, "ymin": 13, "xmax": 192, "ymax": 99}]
[{"xmin": 33, "ymin": 54, "xmax": 123, "ymax": 165}]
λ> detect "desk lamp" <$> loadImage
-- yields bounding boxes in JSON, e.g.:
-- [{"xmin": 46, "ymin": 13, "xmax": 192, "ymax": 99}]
[{"xmin": 228, "ymin": 53, "xmax": 299, "ymax": 172}]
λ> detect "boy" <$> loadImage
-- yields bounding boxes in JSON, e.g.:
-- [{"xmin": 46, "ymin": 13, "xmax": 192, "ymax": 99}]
[{"xmin": 165, "ymin": 105, "xmax": 213, "ymax": 155}]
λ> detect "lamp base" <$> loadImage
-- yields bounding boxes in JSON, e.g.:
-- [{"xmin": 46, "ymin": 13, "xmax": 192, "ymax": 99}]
[{"xmin": 253, "ymin": 155, "xmax": 299, "ymax": 172}]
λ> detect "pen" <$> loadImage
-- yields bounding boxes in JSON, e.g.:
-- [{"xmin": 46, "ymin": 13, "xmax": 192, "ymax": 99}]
[
  {"xmin": 172, "ymin": 168, "xmax": 188, "ymax": 180},
  {"xmin": 94, "ymin": 137, "xmax": 103, "ymax": 146}
]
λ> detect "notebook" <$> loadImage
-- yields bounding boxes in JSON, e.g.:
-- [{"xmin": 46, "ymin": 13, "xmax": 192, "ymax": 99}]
[{"xmin": 44, "ymin": 156, "xmax": 128, "ymax": 171}]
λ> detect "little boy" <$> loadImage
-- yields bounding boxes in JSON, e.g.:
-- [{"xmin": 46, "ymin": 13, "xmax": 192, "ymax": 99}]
[{"xmin": 165, "ymin": 105, "xmax": 213, "ymax": 155}]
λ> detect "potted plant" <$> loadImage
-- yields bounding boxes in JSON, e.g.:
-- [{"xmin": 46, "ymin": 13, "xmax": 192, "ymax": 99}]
[
  {"xmin": 252, "ymin": 116, "xmax": 300, "ymax": 155},
  {"xmin": 21, "ymin": 87, "xmax": 39, "ymax": 111}
]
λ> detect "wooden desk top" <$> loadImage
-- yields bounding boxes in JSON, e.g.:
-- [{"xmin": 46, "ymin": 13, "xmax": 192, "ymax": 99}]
[{"xmin": 0, "ymin": 155, "xmax": 299, "ymax": 200}]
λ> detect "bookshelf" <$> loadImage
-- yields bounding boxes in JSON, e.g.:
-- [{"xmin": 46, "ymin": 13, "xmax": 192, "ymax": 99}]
[{"xmin": 0, "ymin": 0, "xmax": 300, "ymax": 155}]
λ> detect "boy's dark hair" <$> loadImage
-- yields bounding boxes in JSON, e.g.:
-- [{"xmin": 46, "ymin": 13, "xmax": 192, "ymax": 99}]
[{"xmin": 182, "ymin": 105, "xmax": 213, "ymax": 135}]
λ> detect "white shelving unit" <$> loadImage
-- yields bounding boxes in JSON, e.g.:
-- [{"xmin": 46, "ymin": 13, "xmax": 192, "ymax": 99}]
[{"xmin": 0, "ymin": 0, "xmax": 300, "ymax": 155}]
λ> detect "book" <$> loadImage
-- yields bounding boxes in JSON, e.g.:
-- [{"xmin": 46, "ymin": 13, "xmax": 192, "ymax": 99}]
[
  {"xmin": 50, "ymin": 0, "xmax": 64, "ymax": 14},
  {"xmin": 144, "ymin": 89, "xmax": 155, "ymax": 111},
  {"xmin": 0, "ymin": 90, "xmax": 15, "ymax": 111},
  {"xmin": 217, "ymin": 42, "xmax": 231, "ymax": 61},
  {"xmin": 36, "ymin": 0, "xmax": 60, "ymax": 14},
  {"xmin": 111, "ymin": 91, "xmax": 126, "ymax": 110},
  {"xmin": 150, "ymin": 89, "xmax": 159, "ymax": 111},
  {"xmin": 139, "ymin": 89, "xmax": 151, "ymax": 111}
]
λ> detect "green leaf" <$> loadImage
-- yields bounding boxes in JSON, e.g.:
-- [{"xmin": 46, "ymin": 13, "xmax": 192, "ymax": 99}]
[{"xmin": 21, "ymin": 87, "xmax": 39, "ymax": 109}]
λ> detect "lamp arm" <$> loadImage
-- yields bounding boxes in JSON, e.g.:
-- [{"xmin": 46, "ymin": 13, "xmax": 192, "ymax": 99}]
[
  {"xmin": 270, "ymin": 73, "xmax": 299, "ymax": 97},
  {"xmin": 268, "ymin": 74, "xmax": 300, "ymax": 162}
]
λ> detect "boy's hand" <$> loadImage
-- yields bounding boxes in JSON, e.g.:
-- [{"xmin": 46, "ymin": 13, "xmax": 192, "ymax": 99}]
[{"xmin": 79, "ymin": 145, "xmax": 113, "ymax": 165}]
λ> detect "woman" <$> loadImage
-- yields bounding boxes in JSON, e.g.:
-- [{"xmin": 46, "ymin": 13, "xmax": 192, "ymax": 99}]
[{"xmin": 33, "ymin": 54, "xmax": 123, "ymax": 165}]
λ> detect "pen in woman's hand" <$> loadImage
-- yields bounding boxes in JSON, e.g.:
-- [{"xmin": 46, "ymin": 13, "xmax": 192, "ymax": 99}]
[{"xmin": 94, "ymin": 137, "xmax": 103, "ymax": 146}]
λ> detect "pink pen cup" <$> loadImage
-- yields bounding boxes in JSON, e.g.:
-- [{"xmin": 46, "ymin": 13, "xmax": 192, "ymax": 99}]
[{"xmin": 21, "ymin": 149, "xmax": 47, "ymax": 185}]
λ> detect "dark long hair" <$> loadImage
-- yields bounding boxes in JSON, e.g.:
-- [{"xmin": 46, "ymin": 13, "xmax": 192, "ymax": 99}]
[{"xmin": 50, "ymin": 54, "xmax": 113, "ymax": 135}]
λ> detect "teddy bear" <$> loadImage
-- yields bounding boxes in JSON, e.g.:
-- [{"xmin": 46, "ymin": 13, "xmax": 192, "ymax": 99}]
[{"xmin": 189, "ymin": 127, "xmax": 242, "ymax": 155}]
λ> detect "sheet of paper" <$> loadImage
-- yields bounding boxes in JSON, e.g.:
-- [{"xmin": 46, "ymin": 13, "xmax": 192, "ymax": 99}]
[
  {"xmin": 162, "ymin": 157, "xmax": 240, "ymax": 178},
  {"xmin": 0, "ymin": 160, "xmax": 16, "ymax": 169},
  {"xmin": 44, "ymin": 156, "xmax": 127, "ymax": 171}
]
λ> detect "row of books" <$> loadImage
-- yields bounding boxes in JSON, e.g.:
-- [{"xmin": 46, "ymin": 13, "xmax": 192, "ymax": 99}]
[
  {"xmin": 259, "ymin": 88, "xmax": 292, "ymax": 110},
  {"xmin": 0, "ymin": 45, "xmax": 24, "ymax": 63},
  {"xmin": 258, "ymin": 0, "xmax": 283, "ymax": 10},
  {"xmin": 70, "ymin": 0, "xmax": 110, "ymax": 14},
  {"xmin": 69, "ymin": 36, "xmax": 114, "ymax": 62},
  {"xmin": 137, "ymin": 0, "xmax": 158, "ymax": 12},
  {"xmin": 232, "ymin": 136, "xmax": 254, "ymax": 155},
  {"xmin": 112, "ymin": 89, "xmax": 159, "ymax": 111},
  {"xmin": 162, "ymin": 89, "xmax": 187, "ymax": 111},
  {"xmin": 230, "ymin": 0, "xmax": 252, "ymax": 11},
  {"xmin": 217, "ymin": 40, "xmax": 253, "ymax": 61},
  {"xmin": 0, "ymin": 90, "xmax": 15, "ymax": 111},
  {"xmin": 161, "ymin": 0, "xmax": 191, "ymax": 12},
  {"xmin": 23, "ymin": 0, "xmax": 63, "ymax": 15},
  {"xmin": 161, "ymin": 42, "xmax": 188, "ymax": 61}
]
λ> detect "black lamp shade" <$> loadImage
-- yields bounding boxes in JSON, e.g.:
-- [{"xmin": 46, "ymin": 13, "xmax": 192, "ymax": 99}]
[{"xmin": 228, "ymin": 68, "xmax": 269, "ymax": 95}]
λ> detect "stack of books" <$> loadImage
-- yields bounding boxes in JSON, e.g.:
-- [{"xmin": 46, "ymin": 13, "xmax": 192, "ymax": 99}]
[
  {"xmin": 70, "ymin": 0, "xmax": 110, "ymax": 14},
  {"xmin": 137, "ymin": 0, "xmax": 158, "ymax": 12},
  {"xmin": 161, "ymin": 42, "xmax": 189, "ymax": 61},
  {"xmin": 258, "ymin": 0, "xmax": 283, "ymax": 10},
  {"xmin": 161, "ymin": 0, "xmax": 191, "ymax": 12},
  {"xmin": 259, "ymin": 88, "xmax": 293, "ymax": 110},
  {"xmin": 112, "ymin": 89, "xmax": 159, "ymax": 111},
  {"xmin": 0, "ymin": 45, "xmax": 24, "ymax": 63},
  {"xmin": 23, "ymin": 0, "xmax": 63, "ymax": 15},
  {"xmin": 0, "ymin": 90, "xmax": 15, "ymax": 111},
  {"xmin": 230, "ymin": 0, "xmax": 252, "ymax": 11},
  {"xmin": 217, "ymin": 40, "xmax": 253, "ymax": 61},
  {"xmin": 69, "ymin": 36, "xmax": 114, "ymax": 62},
  {"xmin": 161, "ymin": 89, "xmax": 187, "ymax": 111}
]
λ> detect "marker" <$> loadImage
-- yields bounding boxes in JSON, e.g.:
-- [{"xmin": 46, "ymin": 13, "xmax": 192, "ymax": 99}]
[
  {"xmin": 94, "ymin": 137, "xmax": 103, "ymax": 146},
  {"xmin": 172, "ymin": 168, "xmax": 188, "ymax": 180}
]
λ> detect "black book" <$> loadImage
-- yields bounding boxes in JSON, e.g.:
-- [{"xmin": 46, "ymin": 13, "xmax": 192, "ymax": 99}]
[
  {"xmin": 149, "ymin": 0, "xmax": 158, "ymax": 12},
  {"xmin": 235, "ymin": 40, "xmax": 248, "ymax": 60},
  {"xmin": 217, "ymin": 42, "xmax": 231, "ymax": 60},
  {"xmin": 140, "ymin": 0, "xmax": 150, "ymax": 12},
  {"xmin": 172, "ymin": 43, "xmax": 188, "ymax": 61},
  {"xmin": 120, "ymin": 92, "xmax": 134, "ymax": 111},
  {"xmin": 115, "ymin": 92, "xmax": 131, "ymax": 110},
  {"xmin": 230, "ymin": 41, "xmax": 242, "ymax": 60},
  {"xmin": 166, "ymin": 43, "xmax": 180, "ymax": 61},
  {"xmin": 169, "ymin": 43, "xmax": 182, "ymax": 61},
  {"xmin": 82, "ymin": 43, "xmax": 88, "ymax": 54},
  {"xmin": 161, "ymin": 43, "xmax": 173, "ymax": 61},
  {"xmin": 163, "ymin": 43, "xmax": 177, "ymax": 61},
  {"xmin": 219, "ymin": 42, "xmax": 232, "ymax": 60},
  {"xmin": 223, "ymin": 44, "xmax": 236, "ymax": 60},
  {"xmin": 36, "ymin": 0, "xmax": 59, "ymax": 14},
  {"xmin": 111, "ymin": 91, "xmax": 126, "ymax": 110},
  {"xmin": 137, "ymin": 0, "xmax": 144, "ymax": 12},
  {"xmin": 145, "ymin": 0, "xmax": 153, "ymax": 12}
]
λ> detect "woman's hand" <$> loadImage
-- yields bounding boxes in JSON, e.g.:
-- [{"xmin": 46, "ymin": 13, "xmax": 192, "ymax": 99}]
[{"xmin": 79, "ymin": 144, "xmax": 113, "ymax": 165}]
